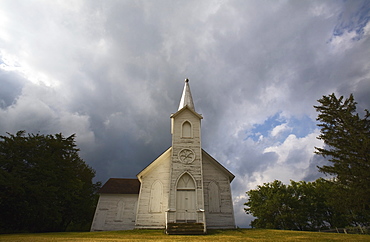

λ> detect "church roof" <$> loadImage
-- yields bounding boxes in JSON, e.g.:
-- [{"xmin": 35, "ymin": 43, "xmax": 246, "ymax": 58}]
[
  {"xmin": 137, "ymin": 147, "xmax": 172, "ymax": 181},
  {"xmin": 170, "ymin": 105, "xmax": 203, "ymax": 119},
  {"xmin": 99, "ymin": 178, "xmax": 140, "ymax": 194},
  {"xmin": 136, "ymin": 147, "xmax": 235, "ymax": 182},
  {"xmin": 202, "ymin": 149, "xmax": 235, "ymax": 182},
  {"xmin": 178, "ymin": 79, "xmax": 195, "ymax": 111}
]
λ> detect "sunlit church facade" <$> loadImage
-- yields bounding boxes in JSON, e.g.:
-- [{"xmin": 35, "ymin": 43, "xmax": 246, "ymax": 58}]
[{"xmin": 91, "ymin": 79, "xmax": 235, "ymax": 234}]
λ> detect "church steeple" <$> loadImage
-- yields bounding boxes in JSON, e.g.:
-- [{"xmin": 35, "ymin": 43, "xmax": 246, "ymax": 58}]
[
  {"xmin": 178, "ymin": 79, "xmax": 195, "ymax": 111},
  {"xmin": 169, "ymin": 78, "xmax": 204, "ymax": 227}
]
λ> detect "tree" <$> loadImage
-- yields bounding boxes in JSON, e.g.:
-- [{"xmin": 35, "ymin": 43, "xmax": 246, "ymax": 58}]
[
  {"xmin": 245, "ymin": 180, "xmax": 292, "ymax": 229},
  {"xmin": 244, "ymin": 179, "xmax": 342, "ymax": 231},
  {"xmin": 0, "ymin": 131, "xmax": 100, "ymax": 233},
  {"xmin": 314, "ymin": 93, "xmax": 370, "ymax": 226}
]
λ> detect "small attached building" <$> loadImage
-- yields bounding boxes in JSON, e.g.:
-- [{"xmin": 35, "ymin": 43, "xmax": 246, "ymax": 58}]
[{"xmin": 91, "ymin": 178, "xmax": 140, "ymax": 231}]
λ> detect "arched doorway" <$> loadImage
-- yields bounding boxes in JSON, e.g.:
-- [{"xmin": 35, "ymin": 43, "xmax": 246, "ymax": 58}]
[{"xmin": 176, "ymin": 173, "xmax": 196, "ymax": 222}]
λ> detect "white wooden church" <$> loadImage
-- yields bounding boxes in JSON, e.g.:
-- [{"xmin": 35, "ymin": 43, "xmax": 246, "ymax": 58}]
[{"xmin": 91, "ymin": 79, "xmax": 235, "ymax": 234}]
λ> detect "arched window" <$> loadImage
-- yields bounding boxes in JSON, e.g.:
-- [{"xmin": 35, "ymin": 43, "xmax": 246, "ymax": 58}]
[
  {"xmin": 177, "ymin": 173, "xmax": 196, "ymax": 189},
  {"xmin": 208, "ymin": 181, "xmax": 220, "ymax": 213},
  {"xmin": 149, "ymin": 180, "xmax": 163, "ymax": 213},
  {"xmin": 182, "ymin": 121, "xmax": 192, "ymax": 138}
]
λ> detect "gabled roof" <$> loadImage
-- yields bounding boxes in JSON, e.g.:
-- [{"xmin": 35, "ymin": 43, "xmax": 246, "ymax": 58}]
[
  {"xmin": 170, "ymin": 105, "xmax": 203, "ymax": 119},
  {"xmin": 136, "ymin": 147, "xmax": 172, "ymax": 181},
  {"xmin": 99, "ymin": 178, "xmax": 140, "ymax": 194},
  {"xmin": 136, "ymin": 146, "xmax": 234, "ymax": 183},
  {"xmin": 202, "ymin": 149, "xmax": 235, "ymax": 182}
]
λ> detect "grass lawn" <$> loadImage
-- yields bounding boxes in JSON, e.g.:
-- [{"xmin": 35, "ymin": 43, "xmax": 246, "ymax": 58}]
[{"xmin": 0, "ymin": 229, "xmax": 369, "ymax": 242}]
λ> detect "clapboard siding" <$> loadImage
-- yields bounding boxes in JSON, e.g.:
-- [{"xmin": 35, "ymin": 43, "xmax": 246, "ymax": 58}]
[
  {"xmin": 135, "ymin": 149, "xmax": 172, "ymax": 228},
  {"xmin": 202, "ymin": 153, "xmax": 236, "ymax": 229},
  {"xmin": 91, "ymin": 194, "xmax": 138, "ymax": 231}
]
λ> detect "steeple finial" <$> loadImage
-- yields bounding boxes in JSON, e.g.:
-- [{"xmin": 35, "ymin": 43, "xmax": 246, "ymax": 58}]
[{"xmin": 178, "ymin": 78, "xmax": 195, "ymax": 111}]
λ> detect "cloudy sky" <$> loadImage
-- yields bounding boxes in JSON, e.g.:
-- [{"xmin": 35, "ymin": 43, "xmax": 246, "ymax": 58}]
[{"xmin": 1, "ymin": 0, "xmax": 369, "ymax": 228}]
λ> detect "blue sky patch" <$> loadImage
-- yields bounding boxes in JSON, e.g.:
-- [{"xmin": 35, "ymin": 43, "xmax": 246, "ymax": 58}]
[
  {"xmin": 248, "ymin": 113, "xmax": 317, "ymax": 142},
  {"xmin": 289, "ymin": 115, "xmax": 317, "ymax": 138},
  {"xmin": 332, "ymin": 1, "xmax": 370, "ymax": 41},
  {"xmin": 248, "ymin": 113, "xmax": 284, "ymax": 141}
]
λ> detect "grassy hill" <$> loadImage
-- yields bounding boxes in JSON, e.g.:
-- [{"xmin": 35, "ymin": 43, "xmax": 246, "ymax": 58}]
[{"xmin": 0, "ymin": 229, "xmax": 369, "ymax": 241}]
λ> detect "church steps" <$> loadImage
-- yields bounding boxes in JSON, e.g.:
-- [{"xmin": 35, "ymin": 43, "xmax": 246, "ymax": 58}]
[{"xmin": 166, "ymin": 222, "xmax": 206, "ymax": 235}]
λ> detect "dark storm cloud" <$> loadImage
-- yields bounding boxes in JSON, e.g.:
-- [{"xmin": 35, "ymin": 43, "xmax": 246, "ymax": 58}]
[
  {"xmin": 0, "ymin": 0, "xmax": 369, "ymax": 227},
  {"xmin": 303, "ymin": 154, "xmax": 332, "ymax": 182}
]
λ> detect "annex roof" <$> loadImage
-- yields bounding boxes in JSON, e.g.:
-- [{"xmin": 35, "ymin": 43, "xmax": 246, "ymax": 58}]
[{"xmin": 99, "ymin": 178, "xmax": 140, "ymax": 194}]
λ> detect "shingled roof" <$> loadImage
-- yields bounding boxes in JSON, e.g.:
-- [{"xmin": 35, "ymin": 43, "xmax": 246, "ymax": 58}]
[{"xmin": 99, "ymin": 178, "xmax": 140, "ymax": 194}]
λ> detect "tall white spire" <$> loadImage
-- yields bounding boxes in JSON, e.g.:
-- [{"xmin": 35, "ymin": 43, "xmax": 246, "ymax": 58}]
[{"xmin": 178, "ymin": 79, "xmax": 195, "ymax": 111}]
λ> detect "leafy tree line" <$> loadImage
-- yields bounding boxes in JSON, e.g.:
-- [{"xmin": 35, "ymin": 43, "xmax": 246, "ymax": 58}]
[
  {"xmin": 245, "ymin": 179, "xmax": 347, "ymax": 230},
  {"xmin": 245, "ymin": 93, "xmax": 370, "ymax": 230},
  {"xmin": 0, "ymin": 131, "xmax": 101, "ymax": 233}
]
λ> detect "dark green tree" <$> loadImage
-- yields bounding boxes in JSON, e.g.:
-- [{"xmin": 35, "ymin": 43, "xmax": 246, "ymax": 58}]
[
  {"xmin": 244, "ymin": 180, "xmax": 298, "ymax": 230},
  {"xmin": 314, "ymin": 93, "xmax": 370, "ymax": 226},
  {"xmin": 0, "ymin": 131, "xmax": 100, "ymax": 233},
  {"xmin": 244, "ymin": 179, "xmax": 339, "ymax": 231}
]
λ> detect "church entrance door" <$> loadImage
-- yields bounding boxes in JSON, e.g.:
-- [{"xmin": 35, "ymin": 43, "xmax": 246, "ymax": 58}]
[{"xmin": 176, "ymin": 173, "xmax": 196, "ymax": 222}]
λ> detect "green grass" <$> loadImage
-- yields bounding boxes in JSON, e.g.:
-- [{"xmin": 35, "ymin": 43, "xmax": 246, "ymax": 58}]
[{"xmin": 0, "ymin": 229, "xmax": 369, "ymax": 242}]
